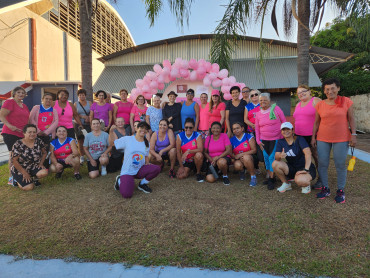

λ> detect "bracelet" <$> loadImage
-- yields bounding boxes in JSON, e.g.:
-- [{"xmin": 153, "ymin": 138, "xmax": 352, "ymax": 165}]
[
  {"xmin": 304, "ymin": 168, "xmax": 310, "ymax": 172},
  {"xmin": 351, "ymin": 133, "xmax": 357, "ymax": 136}
]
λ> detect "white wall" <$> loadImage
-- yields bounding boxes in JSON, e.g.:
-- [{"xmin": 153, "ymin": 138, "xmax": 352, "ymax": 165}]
[{"xmin": 350, "ymin": 93, "xmax": 370, "ymax": 132}]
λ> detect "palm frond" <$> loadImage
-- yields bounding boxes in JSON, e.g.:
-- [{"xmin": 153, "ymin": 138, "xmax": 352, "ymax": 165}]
[
  {"xmin": 144, "ymin": 0, "xmax": 163, "ymax": 27},
  {"xmin": 271, "ymin": 0, "xmax": 279, "ymax": 37},
  {"xmin": 167, "ymin": 0, "xmax": 194, "ymax": 29},
  {"xmin": 283, "ymin": 0, "xmax": 294, "ymax": 38}
]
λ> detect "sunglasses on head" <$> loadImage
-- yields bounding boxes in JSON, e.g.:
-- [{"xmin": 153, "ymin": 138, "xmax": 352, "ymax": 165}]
[
  {"xmin": 61, "ymin": 108, "xmax": 65, "ymax": 115},
  {"xmin": 250, "ymin": 94, "xmax": 259, "ymax": 97},
  {"xmin": 184, "ymin": 126, "xmax": 193, "ymax": 129}
]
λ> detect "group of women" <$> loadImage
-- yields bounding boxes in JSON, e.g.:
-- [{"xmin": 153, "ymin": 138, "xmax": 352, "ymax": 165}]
[{"xmin": 0, "ymin": 78, "xmax": 356, "ymax": 203}]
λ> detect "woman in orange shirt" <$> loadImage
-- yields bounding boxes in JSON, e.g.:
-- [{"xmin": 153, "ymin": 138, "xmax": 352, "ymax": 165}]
[{"xmin": 312, "ymin": 78, "xmax": 357, "ymax": 204}]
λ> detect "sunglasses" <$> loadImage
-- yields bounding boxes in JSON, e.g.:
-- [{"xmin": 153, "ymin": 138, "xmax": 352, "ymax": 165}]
[
  {"xmin": 186, "ymin": 92, "xmax": 194, "ymax": 95},
  {"xmin": 297, "ymin": 89, "xmax": 309, "ymax": 95},
  {"xmin": 242, "ymin": 90, "xmax": 250, "ymax": 93},
  {"xmin": 61, "ymin": 108, "xmax": 65, "ymax": 115},
  {"xmin": 184, "ymin": 126, "xmax": 193, "ymax": 129},
  {"xmin": 250, "ymin": 94, "xmax": 259, "ymax": 97}
]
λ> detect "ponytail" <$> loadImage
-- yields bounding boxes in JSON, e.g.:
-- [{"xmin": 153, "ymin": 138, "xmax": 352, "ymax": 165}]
[
  {"xmin": 137, "ymin": 121, "xmax": 151, "ymax": 148},
  {"xmin": 144, "ymin": 136, "xmax": 149, "ymax": 148}
]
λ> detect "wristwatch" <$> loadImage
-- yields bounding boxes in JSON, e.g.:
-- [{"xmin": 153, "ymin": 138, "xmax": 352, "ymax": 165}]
[{"xmin": 304, "ymin": 168, "xmax": 309, "ymax": 172}]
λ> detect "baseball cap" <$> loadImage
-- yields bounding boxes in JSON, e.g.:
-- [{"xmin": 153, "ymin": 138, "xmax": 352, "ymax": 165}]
[{"xmin": 280, "ymin": 122, "xmax": 294, "ymax": 130}]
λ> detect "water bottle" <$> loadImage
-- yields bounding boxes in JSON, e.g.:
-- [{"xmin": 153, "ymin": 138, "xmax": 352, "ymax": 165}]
[
  {"xmin": 347, "ymin": 156, "xmax": 356, "ymax": 171},
  {"xmin": 208, "ymin": 164, "xmax": 219, "ymax": 179}
]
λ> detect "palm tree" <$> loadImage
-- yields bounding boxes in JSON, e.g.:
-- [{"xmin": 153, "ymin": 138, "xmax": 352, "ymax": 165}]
[{"xmin": 145, "ymin": 0, "xmax": 369, "ymax": 86}]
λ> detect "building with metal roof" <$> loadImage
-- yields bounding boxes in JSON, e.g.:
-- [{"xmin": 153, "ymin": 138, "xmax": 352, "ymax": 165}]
[{"xmin": 94, "ymin": 34, "xmax": 353, "ymax": 115}]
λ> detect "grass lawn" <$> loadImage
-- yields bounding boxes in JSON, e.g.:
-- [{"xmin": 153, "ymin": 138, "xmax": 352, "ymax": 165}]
[{"xmin": 0, "ymin": 158, "xmax": 369, "ymax": 278}]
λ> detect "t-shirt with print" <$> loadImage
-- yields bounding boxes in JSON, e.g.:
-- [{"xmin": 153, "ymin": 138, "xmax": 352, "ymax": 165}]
[
  {"xmin": 131, "ymin": 105, "xmax": 148, "ymax": 122},
  {"xmin": 276, "ymin": 136, "xmax": 309, "ymax": 169},
  {"xmin": 114, "ymin": 135, "xmax": 149, "ymax": 176},
  {"xmin": 230, "ymin": 133, "xmax": 254, "ymax": 155},
  {"xmin": 83, "ymin": 131, "xmax": 109, "ymax": 160},
  {"xmin": 205, "ymin": 133, "xmax": 231, "ymax": 158},
  {"xmin": 146, "ymin": 106, "xmax": 162, "ymax": 132}
]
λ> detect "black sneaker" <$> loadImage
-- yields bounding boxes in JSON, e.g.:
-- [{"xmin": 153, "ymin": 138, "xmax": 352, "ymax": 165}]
[
  {"xmin": 223, "ymin": 176, "xmax": 230, "ymax": 186},
  {"xmin": 34, "ymin": 179, "xmax": 41, "ymax": 187},
  {"xmin": 74, "ymin": 173, "xmax": 82, "ymax": 180},
  {"xmin": 169, "ymin": 169, "xmax": 176, "ymax": 178},
  {"xmin": 114, "ymin": 175, "xmax": 120, "ymax": 191},
  {"xmin": 334, "ymin": 189, "xmax": 345, "ymax": 203},
  {"xmin": 312, "ymin": 179, "xmax": 323, "ymax": 190},
  {"xmin": 316, "ymin": 187, "xmax": 331, "ymax": 199},
  {"xmin": 239, "ymin": 171, "xmax": 246, "ymax": 181},
  {"xmin": 138, "ymin": 183, "xmax": 152, "ymax": 193},
  {"xmin": 267, "ymin": 178, "xmax": 275, "ymax": 190},
  {"xmin": 196, "ymin": 173, "xmax": 204, "ymax": 182},
  {"xmin": 55, "ymin": 169, "xmax": 64, "ymax": 179}
]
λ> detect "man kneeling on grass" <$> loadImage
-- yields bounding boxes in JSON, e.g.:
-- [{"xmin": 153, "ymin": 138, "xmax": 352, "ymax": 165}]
[
  {"xmin": 113, "ymin": 121, "xmax": 161, "ymax": 198},
  {"xmin": 272, "ymin": 122, "xmax": 316, "ymax": 194}
]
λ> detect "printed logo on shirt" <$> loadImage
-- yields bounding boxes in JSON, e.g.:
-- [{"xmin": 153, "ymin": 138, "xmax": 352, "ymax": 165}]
[
  {"xmin": 192, "ymin": 141, "xmax": 195, "ymax": 146},
  {"xmin": 132, "ymin": 154, "xmax": 144, "ymax": 165},
  {"xmin": 243, "ymin": 143, "xmax": 248, "ymax": 148},
  {"xmin": 90, "ymin": 142, "xmax": 105, "ymax": 153},
  {"xmin": 65, "ymin": 146, "xmax": 70, "ymax": 150},
  {"xmin": 42, "ymin": 117, "xmax": 47, "ymax": 122},
  {"xmin": 286, "ymin": 149, "xmax": 296, "ymax": 157}
]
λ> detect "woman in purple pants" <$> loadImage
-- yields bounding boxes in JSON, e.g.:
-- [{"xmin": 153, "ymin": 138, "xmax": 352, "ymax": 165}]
[{"xmin": 113, "ymin": 121, "xmax": 161, "ymax": 198}]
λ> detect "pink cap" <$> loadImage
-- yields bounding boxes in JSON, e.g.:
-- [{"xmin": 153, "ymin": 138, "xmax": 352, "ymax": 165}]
[{"xmin": 211, "ymin": 89, "xmax": 220, "ymax": 96}]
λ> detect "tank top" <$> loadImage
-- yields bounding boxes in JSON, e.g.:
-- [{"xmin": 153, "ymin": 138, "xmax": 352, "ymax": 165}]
[
  {"xmin": 293, "ymin": 97, "xmax": 316, "ymax": 136},
  {"xmin": 51, "ymin": 137, "xmax": 74, "ymax": 160},
  {"xmin": 54, "ymin": 100, "xmax": 73, "ymax": 128},
  {"xmin": 38, "ymin": 105, "xmax": 54, "ymax": 131},
  {"xmin": 181, "ymin": 101, "xmax": 196, "ymax": 129},
  {"xmin": 76, "ymin": 101, "xmax": 91, "ymax": 125},
  {"xmin": 155, "ymin": 131, "xmax": 170, "ymax": 153},
  {"xmin": 113, "ymin": 129, "xmax": 125, "ymax": 155},
  {"xmin": 198, "ymin": 103, "xmax": 209, "ymax": 131},
  {"xmin": 178, "ymin": 131, "xmax": 199, "ymax": 162}
]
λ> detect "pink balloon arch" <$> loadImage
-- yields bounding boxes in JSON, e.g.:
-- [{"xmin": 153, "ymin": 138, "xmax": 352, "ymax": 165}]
[{"xmin": 129, "ymin": 58, "xmax": 246, "ymax": 102}]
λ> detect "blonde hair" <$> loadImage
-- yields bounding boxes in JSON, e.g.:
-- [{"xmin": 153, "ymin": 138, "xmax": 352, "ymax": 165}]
[{"xmin": 297, "ymin": 84, "xmax": 310, "ymax": 91}]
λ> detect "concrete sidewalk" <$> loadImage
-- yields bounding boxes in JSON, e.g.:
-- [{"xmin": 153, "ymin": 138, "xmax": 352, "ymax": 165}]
[{"xmin": 0, "ymin": 255, "xmax": 279, "ymax": 278}]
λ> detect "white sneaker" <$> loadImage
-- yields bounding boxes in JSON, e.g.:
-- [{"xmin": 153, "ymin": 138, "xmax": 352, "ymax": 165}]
[
  {"xmin": 80, "ymin": 156, "xmax": 84, "ymax": 165},
  {"xmin": 301, "ymin": 185, "xmax": 311, "ymax": 194},
  {"xmin": 277, "ymin": 182, "xmax": 292, "ymax": 193},
  {"xmin": 101, "ymin": 166, "xmax": 107, "ymax": 176}
]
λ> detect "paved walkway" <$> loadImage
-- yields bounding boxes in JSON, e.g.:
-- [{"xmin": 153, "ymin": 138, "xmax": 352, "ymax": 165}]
[{"xmin": 0, "ymin": 255, "xmax": 279, "ymax": 278}]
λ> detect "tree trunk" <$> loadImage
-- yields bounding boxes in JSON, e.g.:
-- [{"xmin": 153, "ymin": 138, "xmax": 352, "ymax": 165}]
[
  {"xmin": 78, "ymin": 0, "xmax": 93, "ymax": 101},
  {"xmin": 297, "ymin": 0, "xmax": 310, "ymax": 85}
]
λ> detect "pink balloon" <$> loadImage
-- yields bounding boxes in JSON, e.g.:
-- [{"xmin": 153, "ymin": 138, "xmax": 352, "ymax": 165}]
[
  {"xmin": 164, "ymin": 75, "xmax": 170, "ymax": 83},
  {"xmin": 162, "ymin": 67, "xmax": 170, "ymax": 76},
  {"xmin": 135, "ymin": 79, "xmax": 144, "ymax": 88},
  {"xmin": 163, "ymin": 60, "xmax": 171, "ymax": 69},
  {"xmin": 218, "ymin": 69, "xmax": 228, "ymax": 79},
  {"xmin": 143, "ymin": 76, "xmax": 151, "ymax": 83},
  {"xmin": 208, "ymin": 73, "xmax": 217, "ymax": 81},
  {"xmin": 189, "ymin": 70, "xmax": 197, "ymax": 81},
  {"xmin": 197, "ymin": 66, "xmax": 206, "ymax": 75},
  {"xmin": 189, "ymin": 59, "xmax": 198, "ymax": 70},
  {"xmin": 240, "ymin": 83, "xmax": 246, "ymax": 89},
  {"xmin": 127, "ymin": 96, "xmax": 134, "ymax": 103},
  {"xmin": 150, "ymin": 81, "xmax": 158, "ymax": 89},
  {"xmin": 223, "ymin": 93, "xmax": 232, "ymax": 100},
  {"xmin": 175, "ymin": 58, "xmax": 182, "ymax": 65},
  {"xmin": 203, "ymin": 77, "xmax": 211, "ymax": 87},
  {"xmin": 157, "ymin": 75, "xmax": 165, "ymax": 83},
  {"xmin": 131, "ymin": 88, "xmax": 137, "ymax": 95},
  {"xmin": 229, "ymin": 76, "xmax": 236, "ymax": 84},
  {"xmin": 142, "ymin": 85, "xmax": 150, "ymax": 92},
  {"xmin": 211, "ymin": 63, "xmax": 220, "ymax": 73},
  {"xmin": 150, "ymin": 88, "xmax": 157, "ymax": 95},
  {"xmin": 170, "ymin": 68, "xmax": 179, "ymax": 78},
  {"xmin": 205, "ymin": 61, "xmax": 212, "ymax": 72},
  {"xmin": 153, "ymin": 64, "xmax": 162, "ymax": 74},
  {"xmin": 180, "ymin": 69, "xmax": 189, "ymax": 78},
  {"xmin": 212, "ymin": 78, "xmax": 222, "ymax": 88},
  {"xmin": 181, "ymin": 60, "xmax": 189, "ymax": 69},
  {"xmin": 169, "ymin": 75, "xmax": 176, "ymax": 81},
  {"xmin": 144, "ymin": 92, "xmax": 152, "ymax": 99},
  {"xmin": 222, "ymin": 77, "xmax": 230, "ymax": 86},
  {"xmin": 198, "ymin": 59, "xmax": 206, "ymax": 68},
  {"xmin": 158, "ymin": 83, "xmax": 165, "ymax": 90},
  {"xmin": 221, "ymin": 86, "xmax": 228, "ymax": 94},
  {"xmin": 197, "ymin": 71, "xmax": 207, "ymax": 80}
]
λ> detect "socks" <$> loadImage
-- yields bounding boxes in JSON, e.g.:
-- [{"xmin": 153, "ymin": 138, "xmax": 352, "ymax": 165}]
[
  {"xmin": 251, "ymin": 175, "xmax": 256, "ymax": 178},
  {"xmin": 141, "ymin": 178, "xmax": 149, "ymax": 185},
  {"xmin": 223, "ymin": 175, "xmax": 228, "ymax": 178}
]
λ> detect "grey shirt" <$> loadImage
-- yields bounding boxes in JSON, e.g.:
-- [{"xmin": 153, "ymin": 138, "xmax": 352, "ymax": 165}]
[{"xmin": 83, "ymin": 131, "xmax": 109, "ymax": 160}]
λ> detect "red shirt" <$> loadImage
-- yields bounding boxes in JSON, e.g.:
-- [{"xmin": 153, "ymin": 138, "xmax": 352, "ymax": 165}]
[{"xmin": 1, "ymin": 99, "xmax": 29, "ymax": 138}]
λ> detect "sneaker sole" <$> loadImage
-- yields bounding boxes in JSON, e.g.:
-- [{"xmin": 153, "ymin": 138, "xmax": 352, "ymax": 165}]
[
  {"xmin": 138, "ymin": 186, "xmax": 151, "ymax": 194},
  {"xmin": 317, "ymin": 194, "xmax": 331, "ymax": 199},
  {"xmin": 114, "ymin": 176, "xmax": 120, "ymax": 191},
  {"xmin": 197, "ymin": 179, "xmax": 204, "ymax": 182},
  {"xmin": 335, "ymin": 199, "xmax": 345, "ymax": 203}
]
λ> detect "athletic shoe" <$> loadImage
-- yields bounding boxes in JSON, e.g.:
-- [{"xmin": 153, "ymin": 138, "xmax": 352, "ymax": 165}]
[
  {"xmin": 74, "ymin": 173, "xmax": 82, "ymax": 180},
  {"xmin": 169, "ymin": 169, "xmax": 176, "ymax": 178},
  {"xmin": 301, "ymin": 185, "xmax": 311, "ymax": 194},
  {"xmin": 263, "ymin": 177, "xmax": 275, "ymax": 185},
  {"xmin": 316, "ymin": 187, "xmax": 330, "ymax": 199},
  {"xmin": 334, "ymin": 189, "xmax": 345, "ymax": 203},
  {"xmin": 114, "ymin": 175, "xmax": 120, "ymax": 191},
  {"xmin": 312, "ymin": 180, "xmax": 323, "ymax": 190},
  {"xmin": 277, "ymin": 182, "xmax": 292, "ymax": 193},
  {"xmin": 101, "ymin": 166, "xmax": 107, "ymax": 176},
  {"xmin": 223, "ymin": 176, "xmax": 230, "ymax": 186},
  {"xmin": 250, "ymin": 176, "xmax": 257, "ymax": 187},
  {"xmin": 267, "ymin": 178, "xmax": 275, "ymax": 190},
  {"xmin": 196, "ymin": 173, "xmax": 204, "ymax": 182},
  {"xmin": 138, "ymin": 182, "xmax": 152, "ymax": 193},
  {"xmin": 80, "ymin": 156, "xmax": 84, "ymax": 165},
  {"xmin": 34, "ymin": 179, "xmax": 41, "ymax": 187},
  {"xmin": 239, "ymin": 171, "xmax": 246, "ymax": 181},
  {"xmin": 8, "ymin": 176, "xmax": 13, "ymax": 186},
  {"xmin": 55, "ymin": 169, "xmax": 64, "ymax": 179}
]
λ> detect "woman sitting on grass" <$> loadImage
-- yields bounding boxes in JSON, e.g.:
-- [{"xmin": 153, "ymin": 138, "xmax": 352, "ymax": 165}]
[
  {"xmin": 49, "ymin": 126, "xmax": 81, "ymax": 180},
  {"xmin": 107, "ymin": 117, "xmax": 126, "ymax": 173},
  {"xmin": 113, "ymin": 121, "xmax": 161, "ymax": 198},
  {"xmin": 83, "ymin": 118, "xmax": 111, "ymax": 179},
  {"xmin": 11, "ymin": 124, "xmax": 48, "ymax": 190},
  {"xmin": 204, "ymin": 122, "xmax": 232, "ymax": 185},
  {"xmin": 230, "ymin": 122, "xmax": 258, "ymax": 186},
  {"xmin": 149, "ymin": 119, "xmax": 177, "ymax": 178}
]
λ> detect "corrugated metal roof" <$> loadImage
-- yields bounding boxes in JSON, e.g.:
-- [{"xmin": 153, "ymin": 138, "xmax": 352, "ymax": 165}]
[{"xmin": 93, "ymin": 57, "xmax": 321, "ymax": 93}]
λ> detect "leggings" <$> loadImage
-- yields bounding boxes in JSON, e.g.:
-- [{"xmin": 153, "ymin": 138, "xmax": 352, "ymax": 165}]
[
  {"xmin": 262, "ymin": 140, "xmax": 277, "ymax": 172},
  {"xmin": 119, "ymin": 164, "xmax": 161, "ymax": 198},
  {"xmin": 317, "ymin": 141, "xmax": 349, "ymax": 190}
]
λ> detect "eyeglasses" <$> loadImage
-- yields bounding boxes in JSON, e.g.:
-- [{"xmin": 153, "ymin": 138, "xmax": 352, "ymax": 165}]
[
  {"xmin": 184, "ymin": 126, "xmax": 193, "ymax": 129},
  {"xmin": 242, "ymin": 90, "xmax": 250, "ymax": 93},
  {"xmin": 297, "ymin": 89, "xmax": 309, "ymax": 95},
  {"xmin": 138, "ymin": 98, "xmax": 144, "ymax": 101},
  {"xmin": 61, "ymin": 109, "xmax": 65, "ymax": 115},
  {"xmin": 186, "ymin": 92, "xmax": 194, "ymax": 95},
  {"xmin": 250, "ymin": 94, "xmax": 259, "ymax": 97}
]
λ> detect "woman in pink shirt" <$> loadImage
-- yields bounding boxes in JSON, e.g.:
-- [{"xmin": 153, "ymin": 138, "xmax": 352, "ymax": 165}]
[
  {"xmin": 198, "ymin": 93, "xmax": 209, "ymax": 139},
  {"xmin": 0, "ymin": 86, "xmax": 30, "ymax": 185},
  {"xmin": 255, "ymin": 92, "xmax": 286, "ymax": 190},
  {"xmin": 204, "ymin": 122, "xmax": 232, "ymax": 185},
  {"xmin": 130, "ymin": 95, "xmax": 148, "ymax": 132},
  {"xmin": 113, "ymin": 89, "xmax": 133, "ymax": 135},
  {"xmin": 208, "ymin": 89, "xmax": 226, "ymax": 128}
]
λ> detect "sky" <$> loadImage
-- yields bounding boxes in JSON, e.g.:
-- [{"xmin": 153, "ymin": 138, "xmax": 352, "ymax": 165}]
[{"xmin": 111, "ymin": 0, "xmax": 340, "ymax": 46}]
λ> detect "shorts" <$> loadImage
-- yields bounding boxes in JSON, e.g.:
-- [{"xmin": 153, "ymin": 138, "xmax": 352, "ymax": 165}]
[
  {"xmin": 66, "ymin": 128, "xmax": 76, "ymax": 139},
  {"xmin": 107, "ymin": 153, "xmax": 124, "ymax": 173},
  {"xmin": 12, "ymin": 166, "xmax": 44, "ymax": 187},
  {"xmin": 87, "ymin": 158, "xmax": 101, "ymax": 172},
  {"xmin": 206, "ymin": 156, "xmax": 232, "ymax": 175},
  {"xmin": 183, "ymin": 160, "xmax": 195, "ymax": 170},
  {"xmin": 198, "ymin": 130, "xmax": 209, "ymax": 140},
  {"xmin": 155, "ymin": 151, "xmax": 169, "ymax": 161},
  {"xmin": 287, "ymin": 163, "xmax": 316, "ymax": 180},
  {"xmin": 2, "ymin": 133, "xmax": 22, "ymax": 151},
  {"xmin": 57, "ymin": 159, "xmax": 71, "ymax": 169}
]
